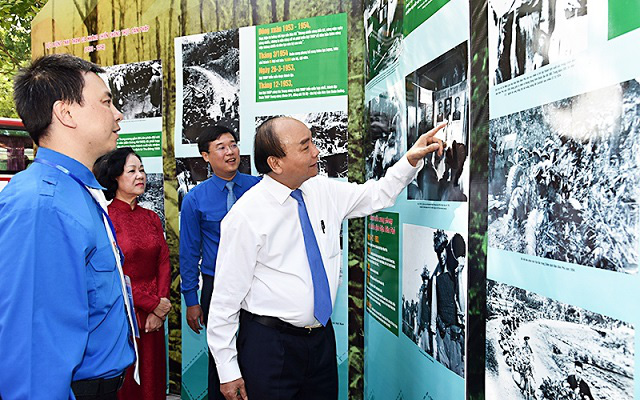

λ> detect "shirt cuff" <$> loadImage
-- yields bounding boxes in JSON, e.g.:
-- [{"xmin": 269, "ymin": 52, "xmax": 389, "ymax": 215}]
[
  {"xmin": 183, "ymin": 290, "xmax": 199, "ymax": 307},
  {"xmin": 217, "ymin": 359, "xmax": 242, "ymax": 383},
  {"xmin": 401, "ymin": 154, "xmax": 425, "ymax": 172}
]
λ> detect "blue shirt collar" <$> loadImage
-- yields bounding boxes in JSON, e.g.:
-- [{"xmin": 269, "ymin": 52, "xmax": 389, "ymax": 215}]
[
  {"xmin": 209, "ymin": 172, "xmax": 244, "ymax": 192},
  {"xmin": 36, "ymin": 147, "xmax": 105, "ymax": 190}
]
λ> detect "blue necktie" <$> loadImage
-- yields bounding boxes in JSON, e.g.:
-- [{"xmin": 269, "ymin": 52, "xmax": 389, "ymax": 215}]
[
  {"xmin": 290, "ymin": 189, "xmax": 332, "ymax": 326},
  {"xmin": 225, "ymin": 181, "xmax": 236, "ymax": 211}
]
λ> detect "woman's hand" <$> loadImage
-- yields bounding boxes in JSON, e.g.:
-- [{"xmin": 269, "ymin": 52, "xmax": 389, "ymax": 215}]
[
  {"xmin": 145, "ymin": 313, "xmax": 164, "ymax": 333},
  {"xmin": 154, "ymin": 297, "xmax": 171, "ymax": 318}
]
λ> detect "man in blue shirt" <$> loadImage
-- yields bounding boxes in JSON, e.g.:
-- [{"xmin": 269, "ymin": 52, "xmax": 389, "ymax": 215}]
[
  {"xmin": 180, "ymin": 126, "xmax": 259, "ymax": 399},
  {"xmin": 0, "ymin": 54, "xmax": 135, "ymax": 399}
]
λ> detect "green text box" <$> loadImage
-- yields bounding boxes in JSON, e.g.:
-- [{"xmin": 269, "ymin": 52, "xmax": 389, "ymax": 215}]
[
  {"xmin": 404, "ymin": 0, "xmax": 450, "ymax": 36},
  {"xmin": 117, "ymin": 131, "xmax": 162, "ymax": 157},
  {"xmin": 256, "ymin": 13, "xmax": 348, "ymax": 102},
  {"xmin": 365, "ymin": 211, "xmax": 400, "ymax": 336},
  {"xmin": 609, "ymin": 0, "xmax": 640, "ymax": 39}
]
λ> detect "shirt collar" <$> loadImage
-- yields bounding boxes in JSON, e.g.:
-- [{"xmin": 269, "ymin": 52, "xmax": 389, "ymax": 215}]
[
  {"xmin": 209, "ymin": 172, "xmax": 244, "ymax": 192},
  {"xmin": 36, "ymin": 147, "xmax": 104, "ymax": 190},
  {"xmin": 262, "ymin": 174, "xmax": 299, "ymax": 205}
]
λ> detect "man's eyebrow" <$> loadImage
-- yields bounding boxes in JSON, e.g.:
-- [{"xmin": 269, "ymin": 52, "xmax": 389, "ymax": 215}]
[{"xmin": 299, "ymin": 137, "xmax": 310, "ymax": 146}]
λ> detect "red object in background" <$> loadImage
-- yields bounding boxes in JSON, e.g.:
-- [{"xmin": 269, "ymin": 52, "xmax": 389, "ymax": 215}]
[
  {"xmin": 0, "ymin": 118, "xmax": 32, "ymax": 178},
  {"xmin": 0, "ymin": 175, "xmax": 11, "ymax": 190},
  {"xmin": 0, "ymin": 118, "xmax": 25, "ymax": 130}
]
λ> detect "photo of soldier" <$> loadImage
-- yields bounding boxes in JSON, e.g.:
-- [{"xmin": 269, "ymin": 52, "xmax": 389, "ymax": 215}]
[
  {"xmin": 100, "ymin": 60, "xmax": 163, "ymax": 120},
  {"xmin": 488, "ymin": 79, "xmax": 640, "ymax": 273},
  {"xmin": 405, "ymin": 41, "xmax": 470, "ymax": 201},
  {"xmin": 566, "ymin": 361, "xmax": 594, "ymax": 400},
  {"xmin": 365, "ymin": 87, "xmax": 404, "ymax": 180},
  {"xmin": 437, "ymin": 101, "xmax": 444, "ymax": 122},
  {"xmin": 453, "ymin": 96, "xmax": 462, "ymax": 120},
  {"xmin": 444, "ymin": 97, "xmax": 452, "ymax": 120},
  {"xmin": 486, "ymin": 280, "xmax": 634, "ymax": 399},
  {"xmin": 177, "ymin": 29, "xmax": 240, "ymax": 145},
  {"xmin": 430, "ymin": 230, "xmax": 466, "ymax": 377},
  {"xmin": 489, "ymin": 0, "xmax": 588, "ymax": 86},
  {"xmin": 364, "ymin": 0, "xmax": 404, "ymax": 81},
  {"xmin": 402, "ymin": 224, "xmax": 467, "ymax": 377}
]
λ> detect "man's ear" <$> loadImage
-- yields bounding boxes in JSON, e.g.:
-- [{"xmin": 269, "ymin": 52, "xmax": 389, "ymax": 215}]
[
  {"xmin": 51, "ymin": 100, "xmax": 77, "ymax": 129},
  {"xmin": 201, "ymin": 151, "xmax": 210, "ymax": 163},
  {"xmin": 267, "ymin": 156, "xmax": 282, "ymax": 174}
]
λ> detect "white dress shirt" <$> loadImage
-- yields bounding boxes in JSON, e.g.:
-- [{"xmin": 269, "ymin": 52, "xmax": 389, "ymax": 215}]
[{"xmin": 208, "ymin": 156, "xmax": 423, "ymax": 383}]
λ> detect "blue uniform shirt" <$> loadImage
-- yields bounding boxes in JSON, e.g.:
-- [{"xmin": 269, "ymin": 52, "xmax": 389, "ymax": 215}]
[
  {"xmin": 0, "ymin": 148, "xmax": 135, "ymax": 399},
  {"xmin": 180, "ymin": 172, "xmax": 259, "ymax": 307}
]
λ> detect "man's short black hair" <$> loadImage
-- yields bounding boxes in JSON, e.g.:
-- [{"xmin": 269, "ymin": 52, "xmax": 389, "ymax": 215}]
[
  {"xmin": 254, "ymin": 117, "xmax": 286, "ymax": 174},
  {"xmin": 13, "ymin": 53, "xmax": 104, "ymax": 145},
  {"xmin": 93, "ymin": 147, "xmax": 142, "ymax": 201},
  {"xmin": 197, "ymin": 125, "xmax": 238, "ymax": 153}
]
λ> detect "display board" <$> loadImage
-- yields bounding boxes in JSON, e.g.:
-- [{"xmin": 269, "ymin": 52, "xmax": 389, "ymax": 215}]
[
  {"xmin": 486, "ymin": 1, "xmax": 640, "ymax": 399},
  {"xmin": 173, "ymin": 13, "xmax": 350, "ymax": 400},
  {"xmin": 100, "ymin": 59, "xmax": 165, "ymax": 224},
  {"xmin": 363, "ymin": 0, "xmax": 471, "ymax": 398}
]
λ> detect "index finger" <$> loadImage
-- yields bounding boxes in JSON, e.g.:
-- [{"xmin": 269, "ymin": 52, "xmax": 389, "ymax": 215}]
[{"xmin": 423, "ymin": 122, "xmax": 447, "ymax": 138}]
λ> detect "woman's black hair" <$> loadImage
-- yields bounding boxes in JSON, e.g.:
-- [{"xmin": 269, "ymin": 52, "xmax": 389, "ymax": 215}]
[{"xmin": 93, "ymin": 147, "xmax": 142, "ymax": 200}]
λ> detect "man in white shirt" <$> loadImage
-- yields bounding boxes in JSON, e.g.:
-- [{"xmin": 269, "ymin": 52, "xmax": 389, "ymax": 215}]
[{"xmin": 208, "ymin": 116, "xmax": 445, "ymax": 400}]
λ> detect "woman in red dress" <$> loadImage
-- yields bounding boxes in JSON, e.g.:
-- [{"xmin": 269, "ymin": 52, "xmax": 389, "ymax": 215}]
[{"xmin": 95, "ymin": 147, "xmax": 171, "ymax": 400}]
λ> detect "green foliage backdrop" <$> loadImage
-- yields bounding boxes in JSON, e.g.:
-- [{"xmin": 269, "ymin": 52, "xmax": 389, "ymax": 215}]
[{"xmin": 0, "ymin": 0, "xmax": 45, "ymax": 116}]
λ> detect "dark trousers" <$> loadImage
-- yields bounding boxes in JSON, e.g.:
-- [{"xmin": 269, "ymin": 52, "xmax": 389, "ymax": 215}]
[
  {"xmin": 201, "ymin": 274, "xmax": 225, "ymax": 400},
  {"xmin": 237, "ymin": 311, "xmax": 339, "ymax": 400},
  {"xmin": 71, "ymin": 373, "xmax": 125, "ymax": 400}
]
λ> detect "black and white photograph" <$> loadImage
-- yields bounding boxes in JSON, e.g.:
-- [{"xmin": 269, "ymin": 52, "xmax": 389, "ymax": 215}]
[
  {"xmin": 365, "ymin": 88, "xmax": 404, "ymax": 180},
  {"xmin": 405, "ymin": 42, "xmax": 469, "ymax": 201},
  {"xmin": 176, "ymin": 155, "xmax": 251, "ymax": 212},
  {"xmin": 255, "ymin": 112, "xmax": 348, "ymax": 178},
  {"xmin": 486, "ymin": 280, "xmax": 634, "ymax": 399},
  {"xmin": 488, "ymin": 79, "xmax": 640, "ymax": 273},
  {"xmin": 489, "ymin": 0, "xmax": 588, "ymax": 86},
  {"xmin": 100, "ymin": 60, "xmax": 162, "ymax": 120},
  {"xmin": 178, "ymin": 28, "xmax": 240, "ymax": 145},
  {"xmin": 402, "ymin": 224, "xmax": 467, "ymax": 377},
  {"xmin": 364, "ymin": 0, "xmax": 404, "ymax": 81},
  {"xmin": 138, "ymin": 172, "xmax": 165, "ymax": 227}
]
